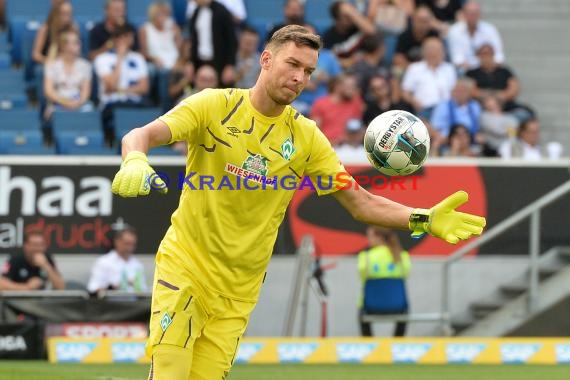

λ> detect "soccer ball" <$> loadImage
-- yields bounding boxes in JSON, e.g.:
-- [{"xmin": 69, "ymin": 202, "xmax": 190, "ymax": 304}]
[{"xmin": 363, "ymin": 110, "xmax": 430, "ymax": 176}]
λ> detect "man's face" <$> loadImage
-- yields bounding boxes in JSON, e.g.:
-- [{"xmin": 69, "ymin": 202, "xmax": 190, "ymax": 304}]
[
  {"xmin": 464, "ymin": 2, "xmax": 481, "ymax": 28},
  {"xmin": 452, "ymin": 82, "xmax": 471, "ymax": 104},
  {"xmin": 240, "ymin": 31, "xmax": 259, "ymax": 55},
  {"xmin": 338, "ymin": 76, "xmax": 358, "ymax": 100},
  {"xmin": 413, "ymin": 8, "xmax": 432, "ymax": 34},
  {"xmin": 263, "ymin": 42, "xmax": 318, "ymax": 106},
  {"xmin": 477, "ymin": 45, "xmax": 495, "ymax": 67},
  {"xmin": 284, "ymin": 0, "xmax": 304, "ymax": 24},
  {"xmin": 114, "ymin": 232, "xmax": 137, "ymax": 257},
  {"xmin": 521, "ymin": 121, "xmax": 540, "ymax": 146},
  {"xmin": 195, "ymin": 67, "xmax": 219, "ymax": 91},
  {"xmin": 23, "ymin": 235, "xmax": 47, "ymax": 259},
  {"xmin": 106, "ymin": 0, "xmax": 125, "ymax": 25}
]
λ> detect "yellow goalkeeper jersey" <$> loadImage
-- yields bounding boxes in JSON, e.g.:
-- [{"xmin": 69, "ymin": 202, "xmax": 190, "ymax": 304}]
[{"xmin": 158, "ymin": 88, "xmax": 347, "ymax": 301}]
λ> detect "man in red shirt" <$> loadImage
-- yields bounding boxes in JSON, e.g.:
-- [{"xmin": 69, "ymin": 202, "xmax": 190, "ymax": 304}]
[{"xmin": 310, "ymin": 73, "xmax": 364, "ymax": 145}]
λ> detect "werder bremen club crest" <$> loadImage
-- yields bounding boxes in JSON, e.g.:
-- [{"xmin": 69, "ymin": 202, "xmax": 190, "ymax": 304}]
[{"xmin": 281, "ymin": 138, "xmax": 295, "ymax": 160}]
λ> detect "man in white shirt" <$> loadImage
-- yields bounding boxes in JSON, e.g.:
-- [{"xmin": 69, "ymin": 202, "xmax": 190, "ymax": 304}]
[
  {"xmin": 401, "ymin": 37, "xmax": 457, "ymax": 120},
  {"xmin": 87, "ymin": 227, "xmax": 147, "ymax": 295},
  {"xmin": 447, "ymin": 1, "xmax": 505, "ymax": 71},
  {"xmin": 499, "ymin": 119, "xmax": 563, "ymax": 160},
  {"xmin": 94, "ymin": 25, "xmax": 150, "ymax": 144}
]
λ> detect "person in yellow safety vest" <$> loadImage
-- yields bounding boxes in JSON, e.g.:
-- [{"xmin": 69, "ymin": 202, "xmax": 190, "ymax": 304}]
[{"xmin": 358, "ymin": 225, "xmax": 411, "ymax": 337}]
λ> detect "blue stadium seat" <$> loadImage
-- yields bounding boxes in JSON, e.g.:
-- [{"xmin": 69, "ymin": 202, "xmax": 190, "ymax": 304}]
[
  {"xmin": 0, "ymin": 109, "xmax": 41, "ymax": 131},
  {"xmin": 0, "ymin": 31, "xmax": 9, "ymax": 53},
  {"xmin": 0, "ymin": 71, "xmax": 28, "ymax": 109},
  {"xmin": 9, "ymin": 18, "xmax": 42, "ymax": 70},
  {"xmin": 5, "ymin": 0, "xmax": 51, "ymax": 20},
  {"xmin": 114, "ymin": 108, "xmax": 162, "ymax": 140},
  {"xmin": 52, "ymin": 111, "xmax": 103, "ymax": 134},
  {"xmin": 127, "ymin": 0, "xmax": 154, "ymax": 27},
  {"xmin": 245, "ymin": 0, "xmax": 282, "ymax": 27},
  {"xmin": 171, "ymin": 0, "xmax": 188, "ymax": 26},
  {"xmin": 54, "ymin": 130, "xmax": 108, "ymax": 155},
  {"xmin": 362, "ymin": 278, "xmax": 409, "ymax": 314},
  {"xmin": 0, "ymin": 130, "xmax": 44, "ymax": 154},
  {"xmin": 70, "ymin": 0, "xmax": 106, "ymax": 21},
  {"xmin": 0, "ymin": 53, "xmax": 11, "ymax": 69}
]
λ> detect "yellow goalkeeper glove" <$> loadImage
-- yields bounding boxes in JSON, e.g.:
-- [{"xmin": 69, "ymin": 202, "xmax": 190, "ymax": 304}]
[
  {"xmin": 111, "ymin": 151, "xmax": 168, "ymax": 197},
  {"xmin": 409, "ymin": 190, "xmax": 486, "ymax": 244}
]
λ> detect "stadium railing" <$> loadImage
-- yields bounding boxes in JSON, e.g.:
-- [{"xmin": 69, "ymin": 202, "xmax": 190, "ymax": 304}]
[{"xmin": 440, "ymin": 179, "xmax": 570, "ymax": 334}]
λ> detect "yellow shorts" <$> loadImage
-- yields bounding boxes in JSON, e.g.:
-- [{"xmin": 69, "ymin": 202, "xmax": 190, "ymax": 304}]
[{"xmin": 146, "ymin": 250, "xmax": 256, "ymax": 380}]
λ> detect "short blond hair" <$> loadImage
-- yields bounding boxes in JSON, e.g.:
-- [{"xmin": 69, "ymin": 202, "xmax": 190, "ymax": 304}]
[{"xmin": 265, "ymin": 24, "xmax": 322, "ymax": 53}]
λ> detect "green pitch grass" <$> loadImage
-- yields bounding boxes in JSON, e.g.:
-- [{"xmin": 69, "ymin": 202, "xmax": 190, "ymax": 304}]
[{"xmin": 0, "ymin": 362, "xmax": 568, "ymax": 380}]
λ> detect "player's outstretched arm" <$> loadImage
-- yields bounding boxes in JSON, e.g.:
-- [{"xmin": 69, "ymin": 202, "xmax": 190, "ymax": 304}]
[
  {"xmin": 112, "ymin": 119, "xmax": 172, "ymax": 198},
  {"xmin": 332, "ymin": 182, "xmax": 486, "ymax": 244}
]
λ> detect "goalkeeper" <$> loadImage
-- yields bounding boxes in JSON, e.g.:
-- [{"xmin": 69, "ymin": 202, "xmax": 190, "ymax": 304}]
[{"xmin": 112, "ymin": 25, "xmax": 486, "ymax": 380}]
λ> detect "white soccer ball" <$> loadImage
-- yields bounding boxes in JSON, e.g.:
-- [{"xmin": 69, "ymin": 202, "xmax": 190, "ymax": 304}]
[{"xmin": 363, "ymin": 110, "xmax": 430, "ymax": 176}]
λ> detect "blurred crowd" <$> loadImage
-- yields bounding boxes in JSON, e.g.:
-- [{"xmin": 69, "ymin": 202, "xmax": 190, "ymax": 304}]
[{"xmin": 0, "ymin": 0, "xmax": 563, "ymax": 159}]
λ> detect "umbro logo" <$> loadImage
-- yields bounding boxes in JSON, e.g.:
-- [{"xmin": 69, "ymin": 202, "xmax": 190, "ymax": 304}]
[{"xmin": 227, "ymin": 126, "xmax": 241, "ymax": 138}]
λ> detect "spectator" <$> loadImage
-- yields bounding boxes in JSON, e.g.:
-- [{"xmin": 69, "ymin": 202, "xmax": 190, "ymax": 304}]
[
  {"xmin": 94, "ymin": 25, "xmax": 150, "ymax": 144},
  {"xmin": 187, "ymin": 0, "xmax": 246, "ymax": 25},
  {"xmin": 323, "ymin": 1, "xmax": 376, "ymax": 63},
  {"xmin": 267, "ymin": 0, "xmax": 313, "ymax": 40},
  {"xmin": 466, "ymin": 43, "xmax": 533, "ymax": 121},
  {"xmin": 43, "ymin": 29, "xmax": 93, "ymax": 133},
  {"xmin": 392, "ymin": 5, "xmax": 440, "ymax": 72},
  {"xmin": 415, "ymin": 0, "xmax": 462, "ymax": 34},
  {"xmin": 335, "ymin": 118, "xmax": 366, "ymax": 163},
  {"xmin": 348, "ymin": 31, "xmax": 393, "ymax": 101},
  {"xmin": 401, "ymin": 37, "xmax": 456, "ymax": 119},
  {"xmin": 366, "ymin": 0, "xmax": 410, "ymax": 35},
  {"xmin": 430, "ymin": 78, "xmax": 482, "ymax": 139},
  {"xmin": 310, "ymin": 73, "xmax": 364, "ymax": 145},
  {"xmin": 447, "ymin": 0, "xmax": 505, "ymax": 71},
  {"xmin": 363, "ymin": 75, "xmax": 410, "ymax": 125},
  {"xmin": 479, "ymin": 94, "xmax": 519, "ymax": 156},
  {"xmin": 189, "ymin": 0, "xmax": 238, "ymax": 87},
  {"xmin": 440, "ymin": 123, "xmax": 480, "ymax": 157},
  {"xmin": 89, "ymin": 0, "xmax": 139, "ymax": 61},
  {"xmin": 0, "ymin": 230, "xmax": 65, "ymax": 291},
  {"xmin": 168, "ymin": 39, "xmax": 195, "ymax": 103},
  {"xmin": 358, "ymin": 226, "xmax": 410, "ymax": 337},
  {"xmin": 499, "ymin": 119, "xmax": 563, "ymax": 160},
  {"xmin": 139, "ymin": 1, "xmax": 182, "ymax": 70},
  {"xmin": 87, "ymin": 227, "xmax": 147, "ymax": 296},
  {"xmin": 235, "ymin": 25, "xmax": 261, "ymax": 89},
  {"xmin": 32, "ymin": 0, "xmax": 77, "ymax": 64}
]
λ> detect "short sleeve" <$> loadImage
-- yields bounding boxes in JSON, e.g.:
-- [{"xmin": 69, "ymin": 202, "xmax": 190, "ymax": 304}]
[
  {"xmin": 79, "ymin": 59, "xmax": 93, "ymax": 82},
  {"xmin": 159, "ymin": 88, "xmax": 218, "ymax": 143},
  {"xmin": 94, "ymin": 54, "xmax": 112, "ymax": 77},
  {"xmin": 304, "ymin": 125, "xmax": 350, "ymax": 196}
]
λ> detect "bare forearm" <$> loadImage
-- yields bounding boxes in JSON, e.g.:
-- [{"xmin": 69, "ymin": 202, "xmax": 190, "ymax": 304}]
[
  {"xmin": 121, "ymin": 120, "xmax": 172, "ymax": 158},
  {"xmin": 0, "ymin": 277, "xmax": 29, "ymax": 290},
  {"xmin": 44, "ymin": 265, "xmax": 65, "ymax": 290},
  {"xmin": 333, "ymin": 185, "xmax": 413, "ymax": 230},
  {"xmin": 355, "ymin": 191, "xmax": 413, "ymax": 229},
  {"xmin": 126, "ymin": 79, "xmax": 149, "ymax": 96}
]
